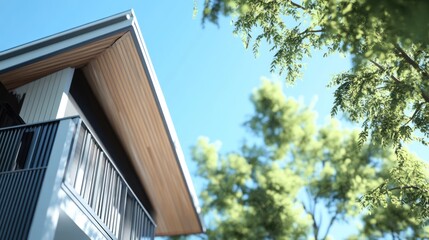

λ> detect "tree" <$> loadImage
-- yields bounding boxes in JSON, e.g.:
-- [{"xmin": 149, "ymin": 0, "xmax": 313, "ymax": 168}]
[
  {"xmin": 199, "ymin": 0, "xmax": 429, "ymax": 149},
  {"xmin": 357, "ymin": 204, "xmax": 429, "ymax": 239},
  {"xmin": 198, "ymin": 0, "xmax": 429, "ymax": 221},
  {"xmin": 192, "ymin": 80, "xmax": 429, "ymax": 239}
]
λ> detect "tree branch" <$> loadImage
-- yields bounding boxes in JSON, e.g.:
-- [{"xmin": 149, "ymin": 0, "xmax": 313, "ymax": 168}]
[
  {"xmin": 361, "ymin": 182, "xmax": 385, "ymax": 201},
  {"xmin": 388, "ymin": 185, "xmax": 423, "ymax": 192},
  {"xmin": 302, "ymin": 190, "xmax": 319, "ymax": 240},
  {"xmin": 300, "ymin": 29, "xmax": 324, "ymax": 35},
  {"xmin": 305, "ymin": 188, "xmax": 314, "ymax": 213},
  {"xmin": 322, "ymin": 211, "xmax": 339, "ymax": 240},
  {"xmin": 312, "ymin": 210, "xmax": 319, "ymax": 240},
  {"xmin": 299, "ymin": 28, "xmax": 324, "ymax": 38},
  {"xmin": 369, "ymin": 60, "xmax": 401, "ymax": 84},
  {"xmin": 394, "ymin": 44, "xmax": 429, "ymax": 81},
  {"xmin": 301, "ymin": 201, "xmax": 319, "ymax": 239},
  {"xmin": 370, "ymin": 59, "xmax": 429, "ymax": 103},
  {"xmin": 290, "ymin": 0, "xmax": 306, "ymax": 10},
  {"xmin": 394, "ymin": 45, "xmax": 429, "ymax": 102},
  {"xmin": 402, "ymin": 102, "xmax": 425, "ymax": 127}
]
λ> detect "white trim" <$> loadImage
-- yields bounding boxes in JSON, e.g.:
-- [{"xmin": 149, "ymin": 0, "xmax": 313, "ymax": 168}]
[
  {"xmin": 56, "ymin": 93, "xmax": 71, "ymax": 119},
  {"xmin": 56, "ymin": 68, "xmax": 75, "ymax": 119}
]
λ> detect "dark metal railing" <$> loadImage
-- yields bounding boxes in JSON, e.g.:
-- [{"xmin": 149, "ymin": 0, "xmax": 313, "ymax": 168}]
[
  {"xmin": 0, "ymin": 118, "xmax": 155, "ymax": 239},
  {"xmin": 0, "ymin": 121, "xmax": 59, "ymax": 239},
  {"xmin": 0, "ymin": 121, "xmax": 58, "ymax": 171},
  {"xmin": 0, "ymin": 168, "xmax": 45, "ymax": 240},
  {"xmin": 64, "ymin": 120, "xmax": 156, "ymax": 239}
]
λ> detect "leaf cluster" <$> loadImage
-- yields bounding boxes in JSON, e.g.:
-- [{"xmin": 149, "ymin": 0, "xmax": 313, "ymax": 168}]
[
  {"xmin": 200, "ymin": 0, "xmax": 429, "ymax": 149},
  {"xmin": 192, "ymin": 81, "xmax": 428, "ymax": 239},
  {"xmin": 360, "ymin": 149, "xmax": 429, "ymax": 224}
]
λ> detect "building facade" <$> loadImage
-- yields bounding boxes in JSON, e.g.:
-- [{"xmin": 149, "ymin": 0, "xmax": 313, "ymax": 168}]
[{"xmin": 0, "ymin": 10, "xmax": 203, "ymax": 239}]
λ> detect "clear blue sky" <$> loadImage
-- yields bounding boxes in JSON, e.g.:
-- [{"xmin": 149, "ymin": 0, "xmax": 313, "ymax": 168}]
[{"xmin": 1, "ymin": 1, "xmax": 426, "ymax": 238}]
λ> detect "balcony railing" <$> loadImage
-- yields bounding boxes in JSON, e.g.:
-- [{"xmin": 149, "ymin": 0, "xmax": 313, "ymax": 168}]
[
  {"xmin": 63, "ymin": 120, "xmax": 156, "ymax": 239},
  {"xmin": 0, "ymin": 117, "xmax": 155, "ymax": 240},
  {"xmin": 0, "ymin": 121, "xmax": 59, "ymax": 239}
]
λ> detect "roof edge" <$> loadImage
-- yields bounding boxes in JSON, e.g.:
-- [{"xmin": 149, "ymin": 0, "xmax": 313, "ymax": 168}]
[
  {"xmin": 129, "ymin": 14, "xmax": 205, "ymax": 233},
  {"xmin": 0, "ymin": 10, "xmax": 133, "ymax": 72}
]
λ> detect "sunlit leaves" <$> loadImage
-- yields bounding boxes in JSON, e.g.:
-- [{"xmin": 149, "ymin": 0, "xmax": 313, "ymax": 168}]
[
  {"xmin": 200, "ymin": 0, "xmax": 429, "ymax": 152},
  {"xmin": 361, "ymin": 151, "xmax": 429, "ymax": 224},
  {"xmin": 192, "ymin": 81, "xmax": 428, "ymax": 239},
  {"xmin": 247, "ymin": 79, "xmax": 316, "ymax": 159}
]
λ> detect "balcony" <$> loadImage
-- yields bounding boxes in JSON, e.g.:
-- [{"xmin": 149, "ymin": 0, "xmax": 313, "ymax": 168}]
[{"xmin": 0, "ymin": 117, "xmax": 155, "ymax": 239}]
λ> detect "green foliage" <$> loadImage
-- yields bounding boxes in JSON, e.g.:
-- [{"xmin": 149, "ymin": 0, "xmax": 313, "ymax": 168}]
[
  {"xmin": 192, "ymin": 81, "xmax": 429, "ymax": 239},
  {"xmin": 200, "ymin": 0, "xmax": 429, "ymax": 149},
  {"xmin": 199, "ymin": 0, "xmax": 429, "ymax": 222},
  {"xmin": 361, "ymin": 150, "xmax": 429, "ymax": 223},
  {"xmin": 358, "ymin": 205, "xmax": 429, "ymax": 239}
]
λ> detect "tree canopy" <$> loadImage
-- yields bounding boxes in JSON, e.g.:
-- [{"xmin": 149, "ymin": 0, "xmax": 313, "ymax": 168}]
[
  {"xmin": 197, "ymin": 0, "xmax": 429, "ymax": 222},
  {"xmin": 200, "ymin": 0, "xmax": 429, "ymax": 150},
  {"xmin": 192, "ymin": 80, "xmax": 429, "ymax": 239}
]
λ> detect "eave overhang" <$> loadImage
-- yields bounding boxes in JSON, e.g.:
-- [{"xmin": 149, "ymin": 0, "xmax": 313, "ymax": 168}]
[{"xmin": 0, "ymin": 10, "xmax": 203, "ymax": 236}]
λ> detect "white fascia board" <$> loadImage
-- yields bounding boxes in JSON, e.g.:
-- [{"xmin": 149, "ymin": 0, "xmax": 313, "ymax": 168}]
[
  {"xmin": 130, "ymin": 14, "xmax": 203, "ymax": 221},
  {"xmin": 0, "ymin": 10, "xmax": 134, "ymax": 72}
]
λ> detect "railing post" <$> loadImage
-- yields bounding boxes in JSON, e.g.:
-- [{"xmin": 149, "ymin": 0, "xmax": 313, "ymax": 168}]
[{"xmin": 27, "ymin": 118, "xmax": 78, "ymax": 240}]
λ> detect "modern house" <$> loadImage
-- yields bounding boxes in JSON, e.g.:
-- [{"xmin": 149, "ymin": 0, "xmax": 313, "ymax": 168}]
[{"xmin": 0, "ymin": 10, "xmax": 203, "ymax": 239}]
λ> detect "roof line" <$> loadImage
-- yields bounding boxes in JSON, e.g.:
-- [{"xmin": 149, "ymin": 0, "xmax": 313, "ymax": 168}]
[
  {"xmin": 0, "ymin": 28, "xmax": 130, "ymax": 76},
  {"xmin": 0, "ymin": 10, "xmax": 134, "ymax": 73},
  {"xmin": 0, "ymin": 10, "xmax": 132, "ymax": 60},
  {"xmin": 129, "ymin": 14, "xmax": 205, "ymax": 233}
]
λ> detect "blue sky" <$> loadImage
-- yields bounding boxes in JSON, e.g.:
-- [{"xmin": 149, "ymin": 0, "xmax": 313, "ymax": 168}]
[{"xmin": 1, "ymin": 1, "xmax": 426, "ymax": 238}]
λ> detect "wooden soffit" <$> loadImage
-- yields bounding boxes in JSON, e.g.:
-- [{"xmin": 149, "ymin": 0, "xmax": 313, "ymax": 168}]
[
  {"xmin": 0, "ymin": 32, "xmax": 125, "ymax": 90},
  {"xmin": 83, "ymin": 31, "xmax": 201, "ymax": 235}
]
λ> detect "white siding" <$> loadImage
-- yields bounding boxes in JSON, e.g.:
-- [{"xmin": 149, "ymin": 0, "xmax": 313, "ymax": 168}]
[{"xmin": 12, "ymin": 68, "xmax": 75, "ymax": 123}]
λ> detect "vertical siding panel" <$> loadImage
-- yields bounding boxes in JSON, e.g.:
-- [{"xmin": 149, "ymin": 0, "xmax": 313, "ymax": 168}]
[
  {"xmin": 27, "ymin": 81, "xmax": 41, "ymax": 123},
  {"xmin": 46, "ymin": 72, "xmax": 63, "ymax": 120},
  {"xmin": 11, "ymin": 68, "xmax": 74, "ymax": 124},
  {"xmin": 39, "ymin": 71, "xmax": 59, "ymax": 122},
  {"xmin": 33, "ymin": 76, "xmax": 48, "ymax": 123},
  {"xmin": 37, "ymin": 73, "xmax": 55, "ymax": 122}
]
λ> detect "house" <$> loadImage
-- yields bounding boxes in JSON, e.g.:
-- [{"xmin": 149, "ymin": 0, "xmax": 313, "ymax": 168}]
[{"xmin": 0, "ymin": 10, "xmax": 203, "ymax": 239}]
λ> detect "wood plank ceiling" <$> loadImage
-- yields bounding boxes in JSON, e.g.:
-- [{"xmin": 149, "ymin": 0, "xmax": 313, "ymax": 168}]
[
  {"xmin": 0, "ymin": 32, "xmax": 125, "ymax": 90},
  {"xmin": 83, "ymin": 32, "xmax": 200, "ymax": 235}
]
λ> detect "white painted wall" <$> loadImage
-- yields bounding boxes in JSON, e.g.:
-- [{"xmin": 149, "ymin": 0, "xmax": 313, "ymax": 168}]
[{"xmin": 12, "ymin": 68, "xmax": 78, "ymax": 123}]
